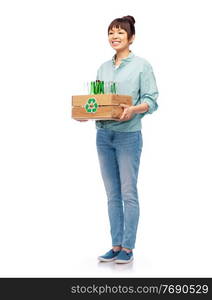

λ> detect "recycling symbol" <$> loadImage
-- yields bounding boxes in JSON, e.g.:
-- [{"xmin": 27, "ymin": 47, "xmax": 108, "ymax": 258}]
[{"xmin": 84, "ymin": 97, "xmax": 99, "ymax": 113}]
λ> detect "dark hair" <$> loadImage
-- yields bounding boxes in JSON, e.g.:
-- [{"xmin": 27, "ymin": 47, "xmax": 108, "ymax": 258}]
[{"xmin": 108, "ymin": 15, "xmax": 135, "ymax": 40}]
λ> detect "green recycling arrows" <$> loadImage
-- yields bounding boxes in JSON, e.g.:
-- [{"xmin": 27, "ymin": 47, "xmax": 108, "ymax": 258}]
[{"xmin": 84, "ymin": 97, "xmax": 99, "ymax": 113}]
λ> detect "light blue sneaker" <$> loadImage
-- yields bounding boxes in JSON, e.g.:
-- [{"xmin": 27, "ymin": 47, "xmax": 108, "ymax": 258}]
[
  {"xmin": 98, "ymin": 249, "xmax": 121, "ymax": 262},
  {"xmin": 114, "ymin": 250, "xmax": 133, "ymax": 264}
]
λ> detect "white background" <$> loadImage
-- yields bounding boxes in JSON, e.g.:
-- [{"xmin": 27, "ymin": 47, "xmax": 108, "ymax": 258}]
[{"xmin": 0, "ymin": 0, "xmax": 211, "ymax": 277}]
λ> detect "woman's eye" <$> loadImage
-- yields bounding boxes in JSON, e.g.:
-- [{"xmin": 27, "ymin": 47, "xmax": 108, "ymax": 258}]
[{"xmin": 109, "ymin": 32, "xmax": 124, "ymax": 35}]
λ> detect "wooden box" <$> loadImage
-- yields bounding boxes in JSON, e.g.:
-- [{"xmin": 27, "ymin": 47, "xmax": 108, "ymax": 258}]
[{"xmin": 72, "ymin": 94, "xmax": 132, "ymax": 120}]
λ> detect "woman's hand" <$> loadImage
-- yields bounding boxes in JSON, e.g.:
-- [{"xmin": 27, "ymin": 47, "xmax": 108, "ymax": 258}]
[{"xmin": 115, "ymin": 104, "xmax": 135, "ymax": 121}]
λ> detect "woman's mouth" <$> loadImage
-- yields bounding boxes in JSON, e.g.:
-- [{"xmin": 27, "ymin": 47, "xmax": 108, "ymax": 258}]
[{"xmin": 112, "ymin": 41, "xmax": 121, "ymax": 46}]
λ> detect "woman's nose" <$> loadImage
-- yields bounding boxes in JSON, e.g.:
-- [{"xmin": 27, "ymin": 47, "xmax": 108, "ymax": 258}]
[{"xmin": 112, "ymin": 34, "xmax": 118, "ymax": 39}]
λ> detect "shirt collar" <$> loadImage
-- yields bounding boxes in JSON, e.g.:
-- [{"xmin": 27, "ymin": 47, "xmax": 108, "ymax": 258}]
[{"xmin": 112, "ymin": 51, "xmax": 135, "ymax": 66}]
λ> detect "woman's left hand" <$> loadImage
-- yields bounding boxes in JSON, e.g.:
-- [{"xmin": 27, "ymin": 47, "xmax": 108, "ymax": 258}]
[{"xmin": 118, "ymin": 104, "xmax": 135, "ymax": 121}]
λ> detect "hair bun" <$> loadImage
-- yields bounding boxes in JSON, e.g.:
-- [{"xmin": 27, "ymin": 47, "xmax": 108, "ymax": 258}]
[{"xmin": 122, "ymin": 15, "xmax": 135, "ymax": 25}]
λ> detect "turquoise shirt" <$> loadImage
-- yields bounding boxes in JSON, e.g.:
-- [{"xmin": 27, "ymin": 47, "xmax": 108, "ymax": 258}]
[{"xmin": 95, "ymin": 51, "xmax": 159, "ymax": 132}]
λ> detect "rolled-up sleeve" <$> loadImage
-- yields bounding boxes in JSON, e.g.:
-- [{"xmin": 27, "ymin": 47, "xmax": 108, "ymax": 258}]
[{"xmin": 139, "ymin": 62, "xmax": 159, "ymax": 116}]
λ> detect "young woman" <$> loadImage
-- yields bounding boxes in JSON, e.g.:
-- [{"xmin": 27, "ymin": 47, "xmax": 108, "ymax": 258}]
[
  {"xmin": 95, "ymin": 15, "xmax": 159, "ymax": 264},
  {"xmin": 79, "ymin": 15, "xmax": 159, "ymax": 264}
]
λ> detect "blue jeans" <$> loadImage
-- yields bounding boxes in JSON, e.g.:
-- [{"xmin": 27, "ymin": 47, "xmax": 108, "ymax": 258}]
[{"xmin": 96, "ymin": 128, "xmax": 143, "ymax": 249}]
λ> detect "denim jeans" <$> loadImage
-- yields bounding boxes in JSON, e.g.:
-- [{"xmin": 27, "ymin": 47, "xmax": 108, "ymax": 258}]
[{"xmin": 96, "ymin": 128, "xmax": 143, "ymax": 249}]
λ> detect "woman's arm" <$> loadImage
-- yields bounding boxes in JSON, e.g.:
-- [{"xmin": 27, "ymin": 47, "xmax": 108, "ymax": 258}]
[
  {"xmin": 132, "ymin": 103, "xmax": 149, "ymax": 114},
  {"xmin": 138, "ymin": 62, "xmax": 159, "ymax": 117},
  {"xmin": 118, "ymin": 103, "xmax": 149, "ymax": 121},
  {"xmin": 119, "ymin": 62, "xmax": 158, "ymax": 121}
]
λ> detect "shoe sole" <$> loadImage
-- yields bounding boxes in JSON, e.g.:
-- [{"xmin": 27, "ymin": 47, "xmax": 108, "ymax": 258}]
[
  {"xmin": 115, "ymin": 257, "xmax": 134, "ymax": 264},
  {"xmin": 98, "ymin": 256, "xmax": 118, "ymax": 262}
]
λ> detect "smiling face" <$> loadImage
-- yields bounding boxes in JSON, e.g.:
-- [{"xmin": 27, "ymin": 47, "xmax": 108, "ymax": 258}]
[{"xmin": 108, "ymin": 26, "xmax": 134, "ymax": 52}]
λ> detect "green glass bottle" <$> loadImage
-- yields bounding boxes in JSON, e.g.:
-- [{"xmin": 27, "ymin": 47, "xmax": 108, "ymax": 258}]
[
  {"xmin": 94, "ymin": 81, "xmax": 97, "ymax": 94},
  {"xmin": 93, "ymin": 81, "xmax": 96, "ymax": 94},
  {"xmin": 96, "ymin": 80, "xmax": 100, "ymax": 94},
  {"xmin": 95, "ymin": 80, "xmax": 97, "ymax": 94},
  {"xmin": 90, "ymin": 81, "xmax": 93, "ymax": 94},
  {"xmin": 113, "ymin": 82, "xmax": 116, "ymax": 94},
  {"xmin": 99, "ymin": 81, "xmax": 102, "ymax": 94},
  {"xmin": 90, "ymin": 81, "xmax": 94, "ymax": 94},
  {"xmin": 98, "ymin": 80, "xmax": 101, "ymax": 94},
  {"xmin": 101, "ymin": 81, "xmax": 104, "ymax": 94},
  {"xmin": 110, "ymin": 81, "xmax": 116, "ymax": 94},
  {"xmin": 110, "ymin": 81, "xmax": 113, "ymax": 94}
]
